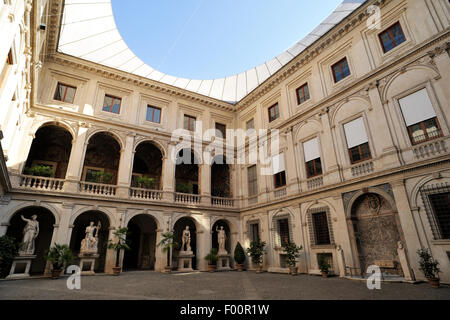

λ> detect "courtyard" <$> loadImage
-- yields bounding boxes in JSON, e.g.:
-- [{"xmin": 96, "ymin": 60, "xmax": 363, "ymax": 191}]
[{"xmin": 1, "ymin": 271, "xmax": 449, "ymax": 300}]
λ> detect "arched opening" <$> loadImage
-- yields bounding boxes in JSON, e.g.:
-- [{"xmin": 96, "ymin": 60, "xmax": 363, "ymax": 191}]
[
  {"xmin": 351, "ymin": 193, "xmax": 403, "ymax": 276},
  {"xmin": 123, "ymin": 214, "xmax": 158, "ymax": 270},
  {"xmin": 69, "ymin": 211, "xmax": 110, "ymax": 272},
  {"xmin": 211, "ymin": 155, "xmax": 231, "ymax": 198},
  {"xmin": 175, "ymin": 149, "xmax": 199, "ymax": 194},
  {"xmin": 131, "ymin": 142, "xmax": 163, "ymax": 190},
  {"xmin": 212, "ymin": 219, "xmax": 231, "ymax": 254},
  {"xmin": 23, "ymin": 124, "xmax": 72, "ymax": 178},
  {"xmin": 81, "ymin": 132, "xmax": 121, "ymax": 185},
  {"xmin": 6, "ymin": 206, "xmax": 56, "ymax": 275},
  {"xmin": 173, "ymin": 217, "xmax": 197, "ymax": 270}
]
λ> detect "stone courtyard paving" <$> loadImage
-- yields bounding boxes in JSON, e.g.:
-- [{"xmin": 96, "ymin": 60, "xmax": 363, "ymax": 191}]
[{"xmin": 0, "ymin": 271, "xmax": 449, "ymax": 300}]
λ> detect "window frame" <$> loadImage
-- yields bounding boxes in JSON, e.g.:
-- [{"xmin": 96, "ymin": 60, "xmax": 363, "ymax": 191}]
[
  {"xmin": 312, "ymin": 211, "xmax": 331, "ymax": 245},
  {"xmin": 407, "ymin": 117, "xmax": 443, "ymax": 145},
  {"xmin": 146, "ymin": 105, "xmax": 161, "ymax": 124},
  {"xmin": 102, "ymin": 94, "xmax": 122, "ymax": 114},
  {"xmin": 247, "ymin": 165, "xmax": 258, "ymax": 197},
  {"xmin": 273, "ymin": 171, "xmax": 286, "ymax": 189},
  {"xmin": 184, "ymin": 114, "xmax": 196, "ymax": 132},
  {"xmin": 249, "ymin": 222, "xmax": 260, "ymax": 243},
  {"xmin": 277, "ymin": 218, "xmax": 290, "ymax": 246},
  {"xmin": 53, "ymin": 82, "xmax": 77, "ymax": 104},
  {"xmin": 305, "ymin": 157, "xmax": 323, "ymax": 178},
  {"xmin": 378, "ymin": 21, "xmax": 406, "ymax": 54},
  {"xmin": 348, "ymin": 142, "xmax": 372, "ymax": 164},
  {"xmin": 268, "ymin": 103, "xmax": 280, "ymax": 123},
  {"xmin": 295, "ymin": 83, "xmax": 310, "ymax": 105},
  {"xmin": 331, "ymin": 57, "xmax": 351, "ymax": 83},
  {"xmin": 215, "ymin": 122, "xmax": 226, "ymax": 139},
  {"xmin": 246, "ymin": 118, "xmax": 255, "ymax": 131}
]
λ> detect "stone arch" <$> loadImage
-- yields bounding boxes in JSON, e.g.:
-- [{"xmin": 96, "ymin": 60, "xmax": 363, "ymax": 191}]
[
  {"xmin": 330, "ymin": 96, "xmax": 372, "ymax": 126},
  {"xmin": 172, "ymin": 215, "xmax": 199, "ymax": 270},
  {"xmin": 124, "ymin": 211, "xmax": 162, "ymax": 230},
  {"xmin": 85, "ymin": 129, "xmax": 125, "ymax": 151},
  {"xmin": 294, "ymin": 119, "xmax": 323, "ymax": 143},
  {"xmin": 345, "ymin": 187, "xmax": 397, "ymax": 218},
  {"xmin": 30, "ymin": 120, "xmax": 76, "ymax": 141},
  {"xmin": 133, "ymin": 138, "xmax": 167, "ymax": 158},
  {"xmin": 4, "ymin": 202, "xmax": 60, "ymax": 226},
  {"xmin": 410, "ymin": 172, "xmax": 450, "ymax": 208},
  {"xmin": 69, "ymin": 206, "xmax": 115, "ymax": 227}
]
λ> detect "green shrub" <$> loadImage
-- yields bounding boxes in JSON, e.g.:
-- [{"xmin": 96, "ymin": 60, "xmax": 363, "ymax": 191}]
[
  {"xmin": 46, "ymin": 244, "xmax": 74, "ymax": 270},
  {"xmin": 0, "ymin": 236, "xmax": 19, "ymax": 278},
  {"xmin": 246, "ymin": 241, "xmax": 266, "ymax": 265},
  {"xmin": 318, "ymin": 255, "xmax": 331, "ymax": 273},
  {"xmin": 234, "ymin": 242, "xmax": 246, "ymax": 265},
  {"xmin": 24, "ymin": 165, "xmax": 54, "ymax": 177},
  {"xmin": 417, "ymin": 248, "xmax": 440, "ymax": 279},
  {"xmin": 137, "ymin": 176, "xmax": 155, "ymax": 189},
  {"xmin": 204, "ymin": 248, "xmax": 218, "ymax": 265},
  {"xmin": 282, "ymin": 241, "xmax": 303, "ymax": 267},
  {"xmin": 176, "ymin": 183, "xmax": 193, "ymax": 194}
]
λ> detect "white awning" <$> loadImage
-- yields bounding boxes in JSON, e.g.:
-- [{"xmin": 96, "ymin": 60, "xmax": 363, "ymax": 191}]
[
  {"xmin": 344, "ymin": 117, "xmax": 368, "ymax": 149},
  {"xmin": 303, "ymin": 137, "xmax": 320, "ymax": 162},
  {"xmin": 272, "ymin": 153, "xmax": 286, "ymax": 175},
  {"xmin": 399, "ymin": 88, "xmax": 436, "ymax": 126}
]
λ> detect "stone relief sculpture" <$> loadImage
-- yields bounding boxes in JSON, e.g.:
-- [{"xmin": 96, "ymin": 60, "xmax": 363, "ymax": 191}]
[
  {"xmin": 80, "ymin": 221, "xmax": 101, "ymax": 255},
  {"xmin": 216, "ymin": 226, "xmax": 227, "ymax": 255},
  {"xmin": 181, "ymin": 226, "xmax": 191, "ymax": 252},
  {"xmin": 19, "ymin": 215, "xmax": 39, "ymax": 256}
]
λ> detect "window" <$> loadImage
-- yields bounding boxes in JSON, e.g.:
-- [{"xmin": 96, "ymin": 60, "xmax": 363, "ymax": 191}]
[
  {"xmin": 146, "ymin": 105, "xmax": 161, "ymax": 123},
  {"xmin": 268, "ymin": 103, "xmax": 280, "ymax": 122},
  {"xmin": 277, "ymin": 219, "xmax": 290, "ymax": 246},
  {"xmin": 399, "ymin": 88, "xmax": 442, "ymax": 145},
  {"xmin": 296, "ymin": 83, "xmax": 310, "ymax": 105},
  {"xmin": 247, "ymin": 165, "xmax": 258, "ymax": 197},
  {"xmin": 343, "ymin": 117, "xmax": 372, "ymax": 164},
  {"xmin": 303, "ymin": 137, "xmax": 322, "ymax": 178},
  {"xmin": 429, "ymin": 192, "xmax": 450, "ymax": 240},
  {"xmin": 331, "ymin": 57, "xmax": 351, "ymax": 83},
  {"xmin": 250, "ymin": 223, "xmax": 260, "ymax": 243},
  {"xmin": 215, "ymin": 122, "xmax": 226, "ymax": 139},
  {"xmin": 0, "ymin": 49, "xmax": 13, "ymax": 89},
  {"xmin": 379, "ymin": 22, "xmax": 406, "ymax": 53},
  {"xmin": 102, "ymin": 95, "xmax": 121, "ymax": 114},
  {"xmin": 246, "ymin": 118, "xmax": 255, "ymax": 130},
  {"xmin": 54, "ymin": 83, "xmax": 76, "ymax": 104},
  {"xmin": 272, "ymin": 153, "xmax": 286, "ymax": 188},
  {"xmin": 312, "ymin": 212, "xmax": 331, "ymax": 245},
  {"xmin": 184, "ymin": 115, "xmax": 196, "ymax": 131}
]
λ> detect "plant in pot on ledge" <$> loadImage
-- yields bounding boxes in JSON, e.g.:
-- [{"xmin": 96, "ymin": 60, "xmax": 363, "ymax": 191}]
[
  {"xmin": 246, "ymin": 241, "xmax": 266, "ymax": 273},
  {"xmin": 157, "ymin": 232, "xmax": 179, "ymax": 273},
  {"xmin": 46, "ymin": 244, "xmax": 74, "ymax": 279},
  {"xmin": 318, "ymin": 255, "xmax": 331, "ymax": 278},
  {"xmin": 108, "ymin": 227, "xmax": 130, "ymax": 276},
  {"xmin": 282, "ymin": 241, "xmax": 303, "ymax": 276},
  {"xmin": 205, "ymin": 248, "xmax": 218, "ymax": 272},
  {"xmin": 417, "ymin": 248, "xmax": 441, "ymax": 288},
  {"xmin": 234, "ymin": 242, "xmax": 246, "ymax": 271}
]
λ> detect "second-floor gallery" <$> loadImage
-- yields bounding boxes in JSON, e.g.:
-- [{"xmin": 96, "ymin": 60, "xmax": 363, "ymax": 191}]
[{"xmin": 0, "ymin": 0, "xmax": 449, "ymax": 283}]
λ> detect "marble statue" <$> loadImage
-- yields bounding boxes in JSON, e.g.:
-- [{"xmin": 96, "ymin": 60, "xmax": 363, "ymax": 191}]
[
  {"xmin": 19, "ymin": 215, "xmax": 39, "ymax": 256},
  {"xmin": 80, "ymin": 221, "xmax": 101, "ymax": 255},
  {"xmin": 181, "ymin": 226, "xmax": 191, "ymax": 252},
  {"xmin": 216, "ymin": 226, "xmax": 227, "ymax": 255}
]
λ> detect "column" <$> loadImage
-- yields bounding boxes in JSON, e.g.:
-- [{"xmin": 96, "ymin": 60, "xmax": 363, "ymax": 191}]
[
  {"xmin": 391, "ymin": 180, "xmax": 423, "ymax": 279},
  {"xmin": 64, "ymin": 125, "xmax": 89, "ymax": 193},
  {"xmin": 285, "ymin": 127, "xmax": 300, "ymax": 196},
  {"xmin": 55, "ymin": 203, "xmax": 74, "ymax": 245},
  {"xmin": 116, "ymin": 134, "xmax": 135, "ymax": 198},
  {"xmin": 200, "ymin": 162, "xmax": 211, "ymax": 205},
  {"xmin": 162, "ymin": 143, "xmax": 176, "ymax": 202},
  {"xmin": 320, "ymin": 109, "xmax": 341, "ymax": 185},
  {"xmin": 198, "ymin": 216, "xmax": 212, "ymax": 271},
  {"xmin": 432, "ymin": 47, "xmax": 450, "ymax": 106}
]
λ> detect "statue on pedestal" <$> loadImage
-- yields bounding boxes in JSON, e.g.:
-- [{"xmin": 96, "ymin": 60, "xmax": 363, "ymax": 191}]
[
  {"xmin": 19, "ymin": 215, "xmax": 39, "ymax": 256},
  {"xmin": 181, "ymin": 226, "xmax": 191, "ymax": 252},
  {"xmin": 216, "ymin": 226, "xmax": 227, "ymax": 255},
  {"xmin": 80, "ymin": 221, "xmax": 101, "ymax": 255}
]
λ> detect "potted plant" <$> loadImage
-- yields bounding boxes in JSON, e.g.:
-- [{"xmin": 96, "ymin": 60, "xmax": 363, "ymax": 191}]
[
  {"xmin": 234, "ymin": 242, "xmax": 246, "ymax": 271},
  {"xmin": 24, "ymin": 165, "xmax": 54, "ymax": 178},
  {"xmin": 91, "ymin": 170, "xmax": 113, "ymax": 184},
  {"xmin": 282, "ymin": 241, "xmax": 303, "ymax": 276},
  {"xmin": 176, "ymin": 183, "xmax": 193, "ymax": 194},
  {"xmin": 0, "ymin": 236, "xmax": 19, "ymax": 279},
  {"xmin": 318, "ymin": 255, "xmax": 331, "ymax": 278},
  {"xmin": 137, "ymin": 176, "xmax": 155, "ymax": 189},
  {"xmin": 204, "ymin": 248, "xmax": 218, "ymax": 272},
  {"xmin": 246, "ymin": 241, "xmax": 266, "ymax": 273},
  {"xmin": 157, "ymin": 232, "xmax": 179, "ymax": 273},
  {"xmin": 107, "ymin": 227, "xmax": 130, "ymax": 276},
  {"xmin": 417, "ymin": 248, "xmax": 441, "ymax": 288},
  {"xmin": 45, "ymin": 244, "xmax": 74, "ymax": 279}
]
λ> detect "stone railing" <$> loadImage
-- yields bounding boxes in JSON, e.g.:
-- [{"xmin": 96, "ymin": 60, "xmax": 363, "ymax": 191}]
[
  {"xmin": 307, "ymin": 176, "xmax": 323, "ymax": 190},
  {"xmin": 18, "ymin": 174, "xmax": 65, "ymax": 192},
  {"xmin": 130, "ymin": 187, "xmax": 163, "ymax": 201},
  {"xmin": 211, "ymin": 196, "xmax": 235, "ymax": 207},
  {"xmin": 273, "ymin": 187, "xmax": 287, "ymax": 199},
  {"xmin": 174, "ymin": 192, "xmax": 201, "ymax": 204},
  {"xmin": 351, "ymin": 161, "xmax": 374, "ymax": 177},
  {"xmin": 412, "ymin": 137, "xmax": 447, "ymax": 160},
  {"xmin": 79, "ymin": 181, "xmax": 117, "ymax": 196}
]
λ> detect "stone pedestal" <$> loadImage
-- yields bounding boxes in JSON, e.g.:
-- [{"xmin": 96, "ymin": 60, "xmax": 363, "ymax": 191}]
[
  {"xmin": 79, "ymin": 254, "xmax": 99, "ymax": 275},
  {"xmin": 7, "ymin": 255, "xmax": 36, "ymax": 279},
  {"xmin": 178, "ymin": 251, "xmax": 195, "ymax": 272},
  {"xmin": 217, "ymin": 254, "xmax": 231, "ymax": 271}
]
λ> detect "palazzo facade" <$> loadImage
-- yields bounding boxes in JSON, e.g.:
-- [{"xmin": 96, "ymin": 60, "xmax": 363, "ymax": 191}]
[{"xmin": 1, "ymin": 0, "xmax": 450, "ymax": 283}]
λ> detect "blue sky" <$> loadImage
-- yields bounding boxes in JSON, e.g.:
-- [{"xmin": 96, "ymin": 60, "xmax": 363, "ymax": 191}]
[{"xmin": 111, "ymin": 0, "xmax": 343, "ymax": 79}]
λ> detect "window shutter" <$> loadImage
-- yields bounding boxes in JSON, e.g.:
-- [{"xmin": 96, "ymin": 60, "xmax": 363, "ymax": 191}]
[
  {"xmin": 343, "ymin": 117, "xmax": 369, "ymax": 148},
  {"xmin": 399, "ymin": 89, "xmax": 436, "ymax": 126},
  {"xmin": 303, "ymin": 137, "xmax": 320, "ymax": 162},
  {"xmin": 272, "ymin": 153, "xmax": 286, "ymax": 175}
]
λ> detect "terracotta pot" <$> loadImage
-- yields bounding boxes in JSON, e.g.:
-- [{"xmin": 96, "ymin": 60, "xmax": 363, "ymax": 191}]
[
  {"xmin": 112, "ymin": 266, "xmax": 122, "ymax": 276},
  {"xmin": 255, "ymin": 265, "xmax": 263, "ymax": 274},
  {"xmin": 236, "ymin": 264, "xmax": 244, "ymax": 272},
  {"xmin": 208, "ymin": 265, "xmax": 216, "ymax": 273},
  {"xmin": 321, "ymin": 271, "xmax": 328, "ymax": 278},
  {"xmin": 164, "ymin": 266, "xmax": 172, "ymax": 273},
  {"xmin": 427, "ymin": 277, "xmax": 440, "ymax": 288},
  {"xmin": 51, "ymin": 269, "xmax": 62, "ymax": 279},
  {"xmin": 289, "ymin": 267, "xmax": 298, "ymax": 276}
]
